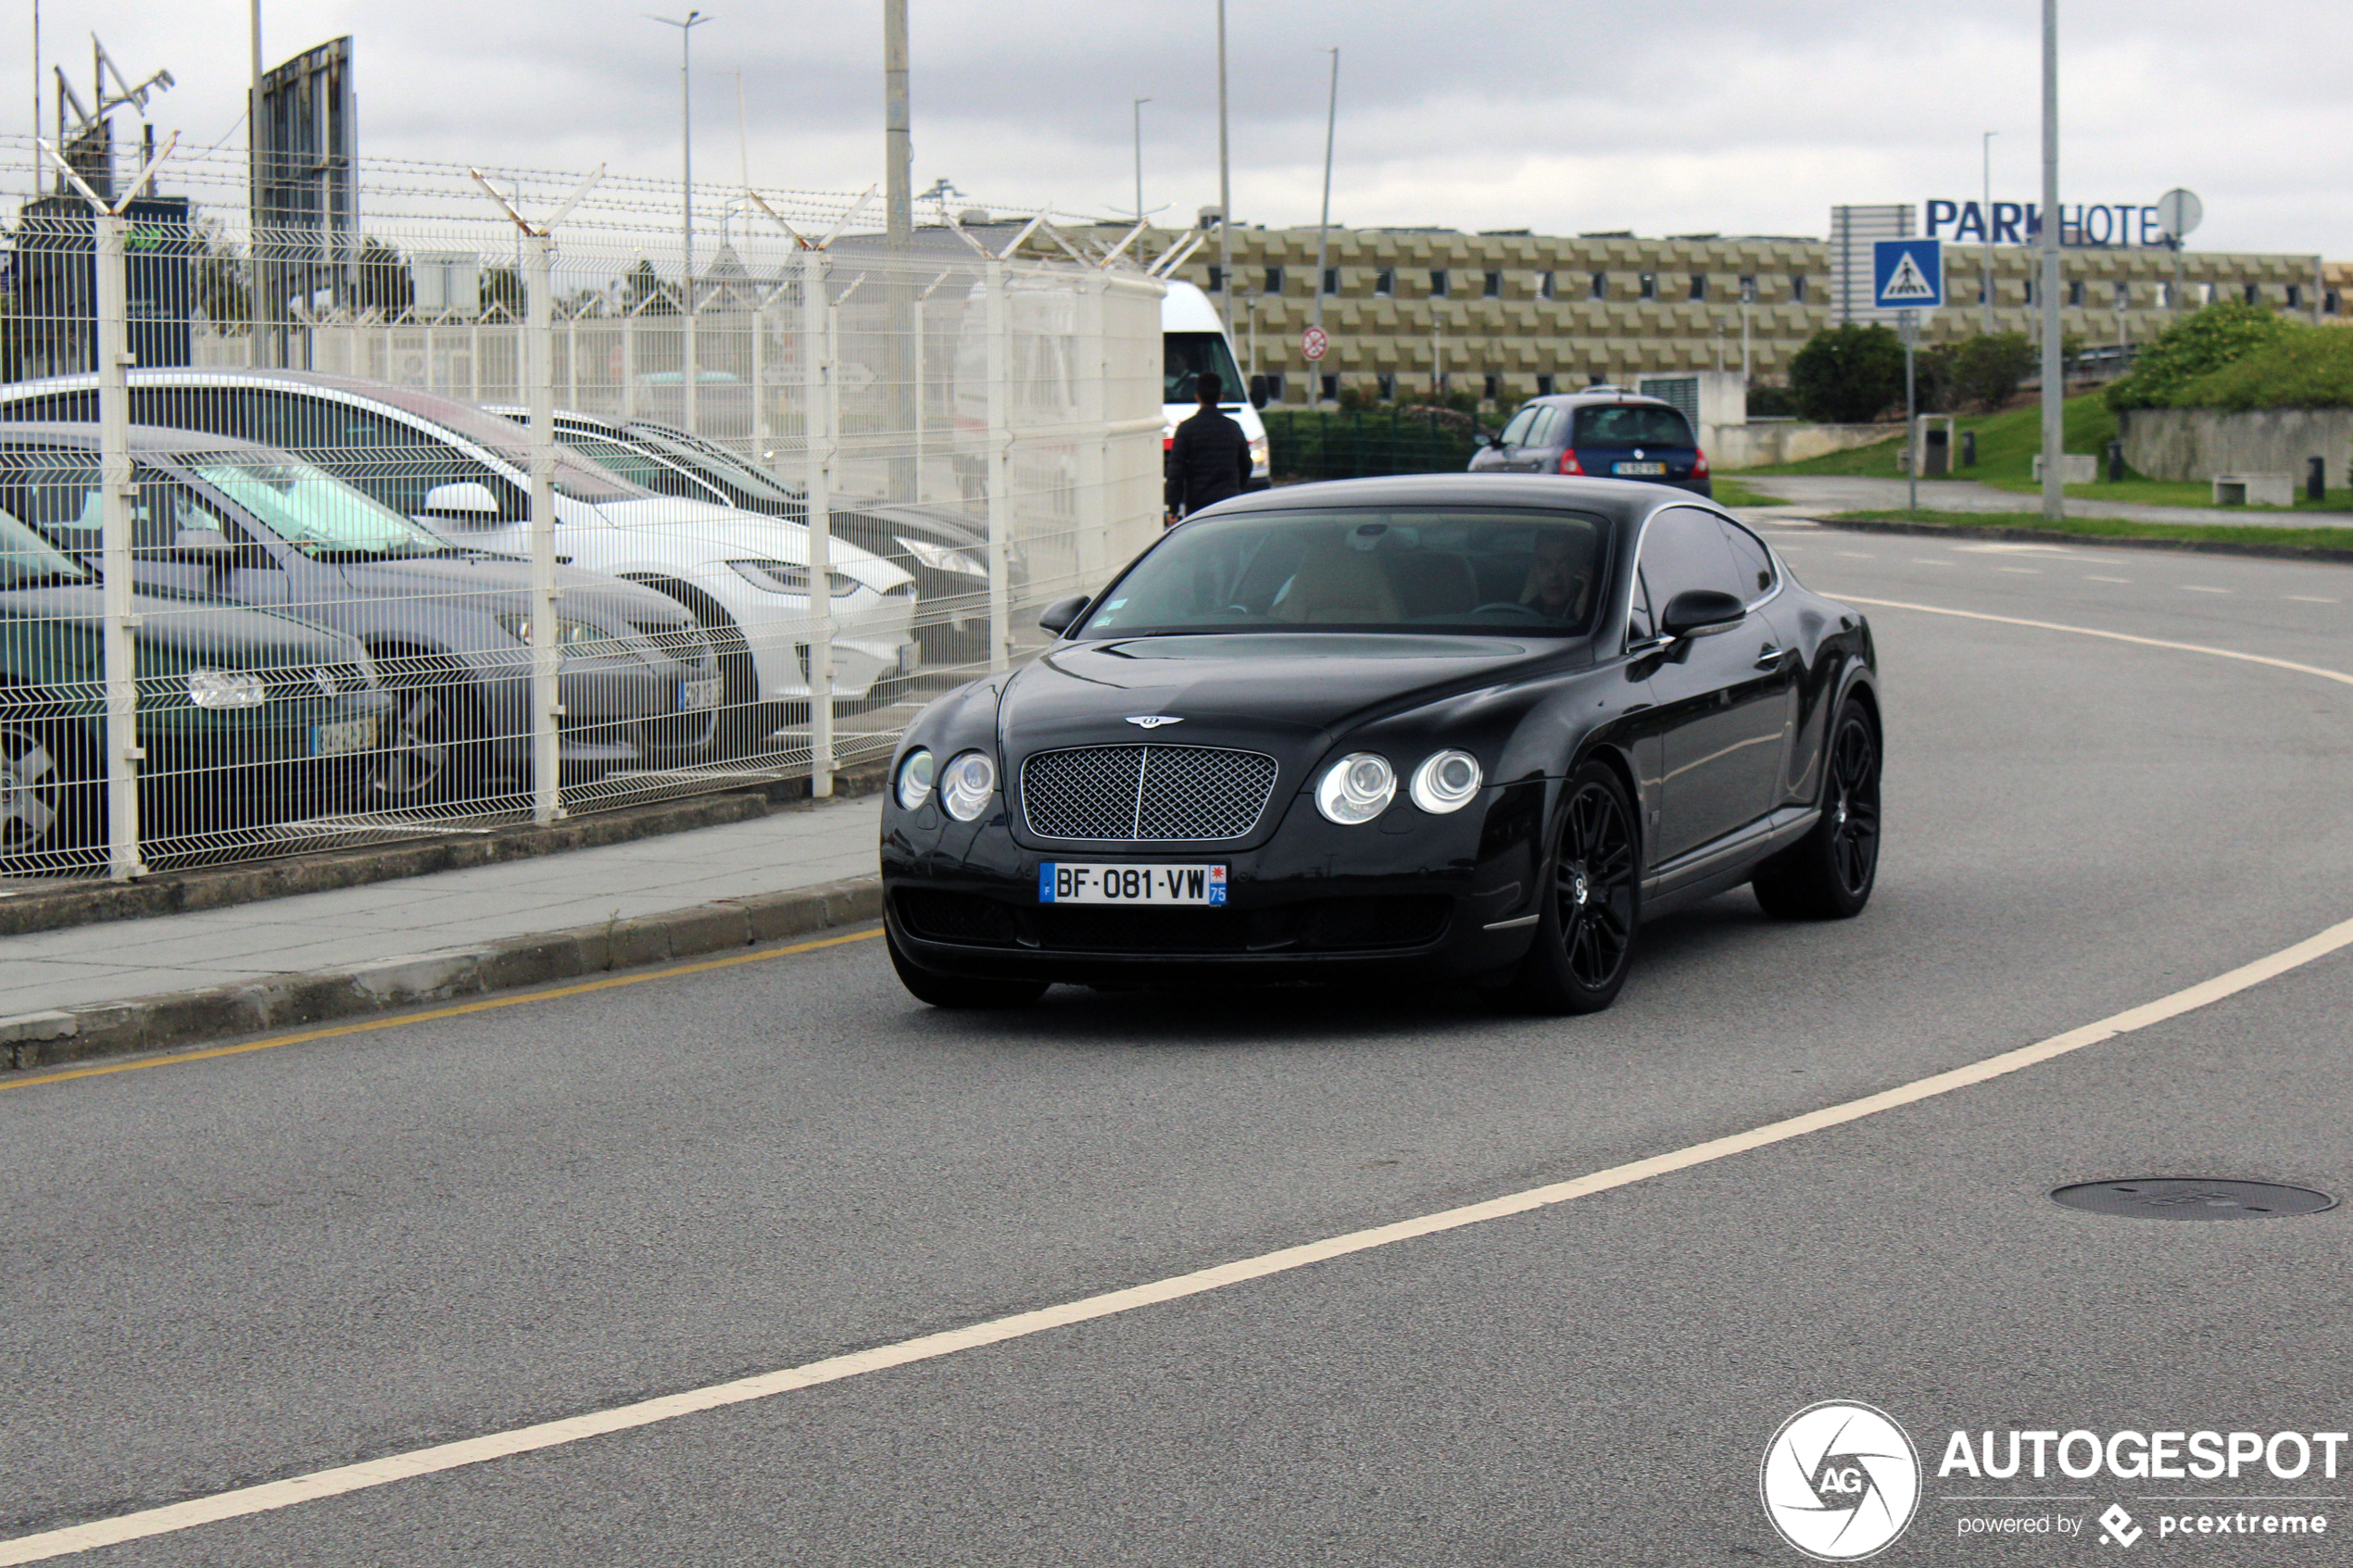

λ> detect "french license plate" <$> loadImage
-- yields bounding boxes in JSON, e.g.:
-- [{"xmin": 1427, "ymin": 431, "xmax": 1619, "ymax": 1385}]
[
  {"xmin": 1038, "ymin": 862, "xmax": 1227, "ymax": 906},
  {"xmin": 1613, "ymin": 460, "xmax": 1667, "ymax": 476},
  {"xmin": 677, "ymin": 674, "xmax": 722, "ymax": 710},
  {"xmin": 311, "ymin": 714, "xmax": 379, "ymax": 757}
]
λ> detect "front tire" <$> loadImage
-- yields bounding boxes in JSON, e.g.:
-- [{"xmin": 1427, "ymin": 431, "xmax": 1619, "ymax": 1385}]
[
  {"xmin": 1498, "ymin": 760, "xmax": 1642, "ymax": 1014},
  {"xmin": 369, "ymin": 659, "xmax": 484, "ymax": 809},
  {"xmin": 887, "ymin": 925, "xmax": 1049, "ymax": 1009},
  {"xmin": 1753, "ymin": 697, "xmax": 1881, "ymax": 920},
  {"xmin": 0, "ymin": 714, "xmax": 100, "ymax": 872}
]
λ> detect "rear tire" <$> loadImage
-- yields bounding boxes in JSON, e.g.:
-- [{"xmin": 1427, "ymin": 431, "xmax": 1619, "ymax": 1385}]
[
  {"xmin": 887, "ymin": 925, "xmax": 1049, "ymax": 1009},
  {"xmin": 1496, "ymin": 760, "xmax": 1642, "ymax": 1015},
  {"xmin": 0, "ymin": 714, "xmax": 100, "ymax": 872},
  {"xmin": 1753, "ymin": 696, "xmax": 1881, "ymax": 921}
]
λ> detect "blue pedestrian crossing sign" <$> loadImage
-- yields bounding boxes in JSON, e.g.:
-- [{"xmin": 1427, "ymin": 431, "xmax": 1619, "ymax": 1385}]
[{"xmin": 1872, "ymin": 238, "xmax": 1944, "ymax": 310}]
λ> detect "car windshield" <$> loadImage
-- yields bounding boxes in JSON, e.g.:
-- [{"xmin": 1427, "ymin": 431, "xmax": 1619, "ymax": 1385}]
[
  {"xmin": 1573, "ymin": 404, "xmax": 1693, "ymax": 447},
  {"xmin": 190, "ymin": 458, "xmax": 451, "ymax": 558},
  {"xmin": 1164, "ymin": 331, "xmax": 1245, "ymax": 405},
  {"xmin": 354, "ymin": 384, "xmax": 646, "ymax": 502},
  {"xmin": 635, "ymin": 430, "xmax": 800, "ymax": 507},
  {"xmin": 1076, "ymin": 507, "xmax": 1611, "ymax": 637},
  {"xmin": 0, "ymin": 504, "xmax": 92, "ymax": 587}
]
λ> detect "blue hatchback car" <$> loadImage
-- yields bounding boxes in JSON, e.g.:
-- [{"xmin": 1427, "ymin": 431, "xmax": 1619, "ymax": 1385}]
[{"xmin": 1467, "ymin": 389, "xmax": 1711, "ymax": 497}]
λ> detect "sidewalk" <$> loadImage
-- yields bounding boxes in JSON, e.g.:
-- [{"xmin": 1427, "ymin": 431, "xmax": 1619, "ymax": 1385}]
[
  {"xmin": 1741, "ymin": 474, "xmax": 2342, "ymax": 528},
  {"xmin": 2, "ymin": 795, "xmax": 883, "ymax": 1069}
]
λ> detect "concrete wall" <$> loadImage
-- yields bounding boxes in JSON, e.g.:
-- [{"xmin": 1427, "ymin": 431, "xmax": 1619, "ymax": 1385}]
[
  {"xmin": 2117, "ymin": 407, "xmax": 2353, "ymax": 483},
  {"xmin": 1706, "ymin": 420, "xmax": 1894, "ymax": 470}
]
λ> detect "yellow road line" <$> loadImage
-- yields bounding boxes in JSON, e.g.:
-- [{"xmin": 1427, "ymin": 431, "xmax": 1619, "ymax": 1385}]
[
  {"xmin": 0, "ymin": 926, "xmax": 885, "ymax": 1095},
  {"xmin": 4, "ymin": 912, "xmax": 2347, "ymax": 1565}
]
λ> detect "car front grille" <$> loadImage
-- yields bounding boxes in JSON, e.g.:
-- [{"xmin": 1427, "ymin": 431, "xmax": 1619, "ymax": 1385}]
[
  {"xmin": 1021, "ymin": 744, "xmax": 1278, "ymax": 841},
  {"xmin": 894, "ymin": 890, "xmax": 1453, "ymax": 955}
]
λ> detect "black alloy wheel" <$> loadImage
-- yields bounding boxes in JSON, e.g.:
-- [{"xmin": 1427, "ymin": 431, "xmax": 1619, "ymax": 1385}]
[
  {"xmin": 1500, "ymin": 759, "xmax": 1642, "ymax": 1014},
  {"xmin": 1753, "ymin": 696, "xmax": 1881, "ymax": 920},
  {"xmin": 370, "ymin": 664, "xmax": 484, "ymax": 809},
  {"xmin": 0, "ymin": 716, "xmax": 98, "ymax": 870},
  {"xmin": 887, "ymin": 925, "xmax": 1049, "ymax": 1009}
]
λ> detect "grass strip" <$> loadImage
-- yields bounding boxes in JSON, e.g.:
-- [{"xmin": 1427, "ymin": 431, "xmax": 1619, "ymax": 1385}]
[{"xmin": 1823, "ymin": 508, "xmax": 2353, "ymax": 558}]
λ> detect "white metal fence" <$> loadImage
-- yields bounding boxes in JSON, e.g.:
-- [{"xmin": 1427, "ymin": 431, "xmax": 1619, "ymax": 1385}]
[{"xmin": 0, "ymin": 135, "xmax": 1171, "ymax": 884}]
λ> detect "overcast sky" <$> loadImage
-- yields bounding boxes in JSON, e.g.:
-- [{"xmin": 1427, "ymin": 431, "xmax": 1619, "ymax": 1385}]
[{"xmin": 33, "ymin": 0, "xmax": 2353, "ymax": 257}]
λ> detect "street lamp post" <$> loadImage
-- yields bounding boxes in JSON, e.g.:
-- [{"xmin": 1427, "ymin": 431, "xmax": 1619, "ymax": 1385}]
[
  {"xmin": 1215, "ymin": 0, "xmax": 1231, "ymax": 337},
  {"xmin": 1982, "ymin": 130, "xmax": 1996, "ymax": 334},
  {"xmin": 1132, "ymin": 96, "xmax": 1151, "ymax": 222},
  {"xmin": 651, "ymin": 12, "xmax": 709, "ymax": 285},
  {"xmin": 1309, "ymin": 47, "xmax": 1337, "ymax": 406},
  {"xmin": 2038, "ymin": 0, "xmax": 2062, "ymax": 524}
]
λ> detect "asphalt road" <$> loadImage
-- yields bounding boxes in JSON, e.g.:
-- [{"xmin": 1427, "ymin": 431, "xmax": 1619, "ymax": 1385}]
[{"xmin": 4, "ymin": 527, "xmax": 2348, "ymax": 1566}]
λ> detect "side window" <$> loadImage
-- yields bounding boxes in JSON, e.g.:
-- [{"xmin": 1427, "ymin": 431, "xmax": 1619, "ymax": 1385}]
[
  {"xmin": 1497, "ymin": 408, "xmax": 1539, "ymax": 446},
  {"xmin": 1636, "ymin": 507, "xmax": 1747, "ymax": 606},
  {"xmin": 276, "ymin": 395, "xmax": 522, "ymax": 520},
  {"xmin": 1718, "ymin": 518, "xmax": 1776, "ymax": 603}
]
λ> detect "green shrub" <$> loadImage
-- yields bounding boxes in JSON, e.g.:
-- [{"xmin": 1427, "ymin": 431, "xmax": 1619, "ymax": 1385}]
[
  {"xmin": 2105, "ymin": 301, "xmax": 2296, "ymax": 409},
  {"xmin": 1746, "ymin": 383, "xmax": 1798, "ymax": 418},
  {"xmin": 1789, "ymin": 323, "xmax": 1905, "ymax": 423},
  {"xmin": 2164, "ymin": 327, "xmax": 2353, "ymax": 409},
  {"xmin": 1945, "ymin": 332, "xmax": 2036, "ymax": 410}
]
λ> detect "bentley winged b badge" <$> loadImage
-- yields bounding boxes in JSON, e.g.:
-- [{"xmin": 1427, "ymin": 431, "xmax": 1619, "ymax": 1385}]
[{"xmin": 1124, "ymin": 715, "xmax": 1184, "ymax": 730}]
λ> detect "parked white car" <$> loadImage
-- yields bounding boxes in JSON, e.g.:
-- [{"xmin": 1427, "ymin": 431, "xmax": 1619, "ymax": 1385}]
[{"xmin": 0, "ymin": 370, "xmax": 919, "ymax": 746}]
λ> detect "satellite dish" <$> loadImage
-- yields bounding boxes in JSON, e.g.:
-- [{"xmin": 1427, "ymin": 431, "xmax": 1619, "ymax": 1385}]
[{"xmin": 2156, "ymin": 189, "xmax": 2204, "ymax": 244}]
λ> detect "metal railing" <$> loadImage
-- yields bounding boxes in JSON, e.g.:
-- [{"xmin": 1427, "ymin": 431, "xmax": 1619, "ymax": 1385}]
[{"xmin": 0, "ymin": 135, "xmax": 1170, "ymax": 884}]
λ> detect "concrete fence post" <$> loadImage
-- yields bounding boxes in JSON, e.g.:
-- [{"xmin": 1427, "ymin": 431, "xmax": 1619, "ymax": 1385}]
[
  {"xmin": 524, "ymin": 230, "xmax": 565, "ymax": 826},
  {"xmin": 799, "ymin": 244, "xmax": 836, "ymax": 796},
  {"xmin": 985, "ymin": 258, "xmax": 1013, "ymax": 674},
  {"xmin": 94, "ymin": 212, "xmax": 146, "ymax": 880}
]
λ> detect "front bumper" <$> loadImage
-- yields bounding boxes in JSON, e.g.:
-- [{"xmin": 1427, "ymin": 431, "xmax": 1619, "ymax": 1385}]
[{"xmin": 881, "ymin": 780, "xmax": 1551, "ymax": 985}]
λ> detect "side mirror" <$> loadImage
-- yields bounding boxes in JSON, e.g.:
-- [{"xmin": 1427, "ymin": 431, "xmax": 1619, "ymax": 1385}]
[
  {"xmin": 1659, "ymin": 588, "xmax": 1747, "ymax": 639},
  {"xmin": 1037, "ymin": 593, "xmax": 1090, "ymax": 636},
  {"xmin": 1247, "ymin": 374, "xmax": 1270, "ymax": 410},
  {"xmin": 422, "ymin": 481, "xmax": 501, "ymax": 519},
  {"xmin": 172, "ymin": 527, "xmax": 236, "ymax": 560}
]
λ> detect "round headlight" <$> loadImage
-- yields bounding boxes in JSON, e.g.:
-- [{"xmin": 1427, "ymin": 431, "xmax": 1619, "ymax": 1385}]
[
  {"xmin": 1409, "ymin": 749, "xmax": 1483, "ymax": 814},
  {"xmin": 187, "ymin": 668, "xmax": 267, "ymax": 710},
  {"xmin": 895, "ymin": 747, "xmax": 936, "ymax": 811},
  {"xmin": 1315, "ymin": 751, "xmax": 1396, "ymax": 825},
  {"xmin": 939, "ymin": 750, "xmax": 997, "ymax": 822}
]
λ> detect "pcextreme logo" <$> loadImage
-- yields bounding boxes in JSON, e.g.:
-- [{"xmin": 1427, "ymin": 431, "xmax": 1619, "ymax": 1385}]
[{"xmin": 1762, "ymin": 1401, "xmax": 1923, "ymax": 1562}]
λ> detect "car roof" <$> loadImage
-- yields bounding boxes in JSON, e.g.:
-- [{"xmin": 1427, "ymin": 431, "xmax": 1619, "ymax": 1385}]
[
  {"xmin": 1517, "ymin": 391, "xmax": 1684, "ymax": 413},
  {"xmin": 0, "ymin": 421, "xmax": 281, "ymax": 456},
  {"xmin": 1200, "ymin": 471, "xmax": 1714, "ymax": 527}
]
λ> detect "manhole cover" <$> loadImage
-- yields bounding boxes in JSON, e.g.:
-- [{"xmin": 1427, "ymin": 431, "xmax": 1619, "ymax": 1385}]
[{"xmin": 2052, "ymin": 1179, "xmax": 2336, "ymax": 1221}]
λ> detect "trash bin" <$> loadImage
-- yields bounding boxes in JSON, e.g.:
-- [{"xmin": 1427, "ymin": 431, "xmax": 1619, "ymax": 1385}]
[
  {"xmin": 1923, "ymin": 425, "xmax": 1950, "ymax": 477},
  {"xmin": 1960, "ymin": 430, "xmax": 1977, "ymax": 468}
]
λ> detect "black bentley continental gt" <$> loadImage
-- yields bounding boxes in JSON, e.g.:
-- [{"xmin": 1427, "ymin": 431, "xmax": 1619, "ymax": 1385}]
[{"xmin": 880, "ymin": 474, "xmax": 1881, "ymax": 1013}]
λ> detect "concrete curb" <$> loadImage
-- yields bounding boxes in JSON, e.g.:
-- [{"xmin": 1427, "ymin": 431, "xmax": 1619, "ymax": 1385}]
[
  {"xmin": 0, "ymin": 762, "xmax": 888, "ymax": 940},
  {"xmin": 0, "ymin": 874, "xmax": 884, "ymax": 1073},
  {"xmin": 1800, "ymin": 515, "xmax": 2353, "ymax": 565}
]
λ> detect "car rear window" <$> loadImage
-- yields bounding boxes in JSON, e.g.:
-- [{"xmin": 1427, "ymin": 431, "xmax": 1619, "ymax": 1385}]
[{"xmin": 1574, "ymin": 404, "xmax": 1692, "ymax": 447}]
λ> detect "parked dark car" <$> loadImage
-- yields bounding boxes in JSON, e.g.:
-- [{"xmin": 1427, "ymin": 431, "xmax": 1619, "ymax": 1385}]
[
  {"xmin": 0, "ymin": 427, "xmax": 723, "ymax": 804},
  {"xmin": 1470, "ymin": 390, "xmax": 1712, "ymax": 497},
  {"xmin": 484, "ymin": 407, "xmax": 1010, "ymax": 673},
  {"xmin": 881, "ymin": 474, "xmax": 1877, "ymax": 1012},
  {"xmin": 0, "ymin": 502, "xmax": 390, "ymax": 872}
]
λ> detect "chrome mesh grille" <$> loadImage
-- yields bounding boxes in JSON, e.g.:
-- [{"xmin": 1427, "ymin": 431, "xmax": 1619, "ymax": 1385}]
[{"xmin": 1022, "ymin": 745, "xmax": 1278, "ymax": 841}]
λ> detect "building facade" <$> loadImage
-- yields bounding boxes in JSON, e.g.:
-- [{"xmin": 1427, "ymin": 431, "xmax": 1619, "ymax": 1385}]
[{"xmin": 1144, "ymin": 221, "xmax": 2341, "ymax": 406}]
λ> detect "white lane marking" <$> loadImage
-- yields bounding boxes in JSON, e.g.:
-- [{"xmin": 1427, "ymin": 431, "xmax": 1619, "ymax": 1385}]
[
  {"xmin": 1997, "ymin": 567, "xmax": 2043, "ymax": 575},
  {"xmin": 1956, "ymin": 542, "xmax": 2079, "ymax": 556},
  {"xmin": 1911, "ymin": 559, "xmax": 1954, "ymax": 566},
  {"xmin": 2285, "ymin": 595, "xmax": 2338, "ymax": 604},
  {"xmin": 6, "ymin": 918, "xmax": 2353, "ymax": 1565},
  {"xmin": 1835, "ymin": 551, "xmax": 1876, "ymax": 558},
  {"xmin": 2182, "ymin": 585, "xmax": 2232, "ymax": 595},
  {"xmin": 1838, "ymin": 596, "xmax": 2353, "ymax": 689},
  {"xmin": 2085, "ymin": 575, "xmax": 2132, "ymax": 583}
]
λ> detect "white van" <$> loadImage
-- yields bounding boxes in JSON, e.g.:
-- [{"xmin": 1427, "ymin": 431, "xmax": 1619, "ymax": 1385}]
[{"xmin": 1161, "ymin": 280, "xmax": 1269, "ymax": 490}]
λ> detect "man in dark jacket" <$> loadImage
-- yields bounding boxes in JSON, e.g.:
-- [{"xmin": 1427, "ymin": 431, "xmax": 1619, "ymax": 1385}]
[{"xmin": 1164, "ymin": 371, "xmax": 1252, "ymax": 523}]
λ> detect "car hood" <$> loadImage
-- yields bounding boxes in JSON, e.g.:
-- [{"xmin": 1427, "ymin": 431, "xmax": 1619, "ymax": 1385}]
[
  {"xmin": 329, "ymin": 557, "xmax": 697, "ymax": 627},
  {"xmin": 2, "ymin": 581, "xmax": 370, "ymax": 671},
  {"xmin": 1000, "ymin": 632, "xmax": 1549, "ymax": 753},
  {"xmin": 590, "ymin": 497, "xmax": 914, "ymax": 595}
]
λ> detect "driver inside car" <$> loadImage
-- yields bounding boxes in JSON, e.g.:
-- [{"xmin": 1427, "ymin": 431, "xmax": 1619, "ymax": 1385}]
[{"xmin": 1520, "ymin": 529, "xmax": 1592, "ymax": 621}]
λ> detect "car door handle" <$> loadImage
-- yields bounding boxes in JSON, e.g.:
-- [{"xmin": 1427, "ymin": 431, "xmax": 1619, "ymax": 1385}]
[{"xmin": 1755, "ymin": 644, "xmax": 1785, "ymax": 670}]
